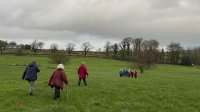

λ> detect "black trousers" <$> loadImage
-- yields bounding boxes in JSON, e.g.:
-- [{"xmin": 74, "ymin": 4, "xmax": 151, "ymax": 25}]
[
  {"xmin": 78, "ymin": 78, "xmax": 87, "ymax": 86},
  {"xmin": 54, "ymin": 86, "xmax": 61, "ymax": 99}
]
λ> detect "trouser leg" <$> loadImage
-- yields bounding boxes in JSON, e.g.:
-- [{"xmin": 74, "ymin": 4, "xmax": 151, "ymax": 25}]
[
  {"xmin": 134, "ymin": 75, "xmax": 137, "ymax": 78},
  {"xmin": 54, "ymin": 86, "xmax": 60, "ymax": 99},
  {"xmin": 29, "ymin": 81, "xmax": 35, "ymax": 95},
  {"xmin": 83, "ymin": 78, "xmax": 87, "ymax": 86},
  {"xmin": 78, "ymin": 78, "xmax": 81, "ymax": 86}
]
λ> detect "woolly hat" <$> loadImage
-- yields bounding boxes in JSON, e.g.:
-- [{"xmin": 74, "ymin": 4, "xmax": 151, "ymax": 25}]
[
  {"xmin": 81, "ymin": 62, "xmax": 85, "ymax": 66},
  {"xmin": 57, "ymin": 64, "xmax": 64, "ymax": 69}
]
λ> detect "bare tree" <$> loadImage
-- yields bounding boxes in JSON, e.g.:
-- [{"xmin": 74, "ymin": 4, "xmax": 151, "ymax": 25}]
[
  {"xmin": 31, "ymin": 40, "xmax": 40, "ymax": 55},
  {"xmin": 158, "ymin": 48, "xmax": 165, "ymax": 64},
  {"xmin": 38, "ymin": 42, "xmax": 45, "ymax": 49},
  {"xmin": 123, "ymin": 37, "xmax": 133, "ymax": 58},
  {"xmin": 66, "ymin": 42, "xmax": 75, "ymax": 55},
  {"xmin": 167, "ymin": 42, "xmax": 183, "ymax": 64},
  {"xmin": 104, "ymin": 41, "xmax": 111, "ymax": 57},
  {"xmin": 0, "ymin": 40, "xmax": 7, "ymax": 54},
  {"xmin": 50, "ymin": 44, "xmax": 58, "ymax": 53},
  {"xmin": 192, "ymin": 47, "xmax": 200, "ymax": 65},
  {"xmin": 132, "ymin": 39, "xmax": 159, "ymax": 71},
  {"xmin": 149, "ymin": 39, "xmax": 159, "ymax": 63},
  {"xmin": 132, "ymin": 38, "xmax": 143, "ymax": 61},
  {"xmin": 119, "ymin": 41, "xmax": 126, "ymax": 59},
  {"xmin": 119, "ymin": 37, "xmax": 136, "ymax": 60},
  {"xmin": 111, "ymin": 43, "xmax": 119, "ymax": 58},
  {"xmin": 81, "ymin": 42, "xmax": 94, "ymax": 56}
]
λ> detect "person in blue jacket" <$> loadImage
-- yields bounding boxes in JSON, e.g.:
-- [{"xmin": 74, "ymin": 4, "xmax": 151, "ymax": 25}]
[{"xmin": 22, "ymin": 61, "xmax": 40, "ymax": 96}]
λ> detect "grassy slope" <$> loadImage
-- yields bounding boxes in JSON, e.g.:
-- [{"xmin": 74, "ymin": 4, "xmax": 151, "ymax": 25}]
[{"xmin": 0, "ymin": 56, "xmax": 200, "ymax": 112}]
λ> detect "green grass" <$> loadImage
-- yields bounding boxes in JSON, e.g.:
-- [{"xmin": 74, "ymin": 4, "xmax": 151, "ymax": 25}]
[{"xmin": 0, "ymin": 56, "xmax": 200, "ymax": 112}]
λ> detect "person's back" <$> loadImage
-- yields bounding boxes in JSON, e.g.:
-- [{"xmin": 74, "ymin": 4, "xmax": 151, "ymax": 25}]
[
  {"xmin": 22, "ymin": 61, "xmax": 40, "ymax": 96},
  {"xmin": 78, "ymin": 62, "xmax": 88, "ymax": 86},
  {"xmin": 78, "ymin": 65, "xmax": 87, "ymax": 78},
  {"xmin": 25, "ymin": 62, "xmax": 40, "ymax": 81},
  {"xmin": 125, "ymin": 70, "xmax": 128, "ymax": 76},
  {"xmin": 49, "ymin": 68, "xmax": 67, "ymax": 89},
  {"xmin": 48, "ymin": 64, "xmax": 68, "ymax": 100}
]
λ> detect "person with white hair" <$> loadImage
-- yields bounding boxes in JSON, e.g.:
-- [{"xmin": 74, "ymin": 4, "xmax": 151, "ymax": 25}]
[
  {"xmin": 78, "ymin": 62, "xmax": 88, "ymax": 86},
  {"xmin": 48, "ymin": 64, "xmax": 68, "ymax": 100}
]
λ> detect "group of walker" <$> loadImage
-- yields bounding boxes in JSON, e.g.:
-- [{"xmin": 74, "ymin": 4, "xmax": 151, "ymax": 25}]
[
  {"xmin": 119, "ymin": 69, "xmax": 138, "ymax": 78},
  {"xmin": 22, "ymin": 61, "xmax": 88, "ymax": 100}
]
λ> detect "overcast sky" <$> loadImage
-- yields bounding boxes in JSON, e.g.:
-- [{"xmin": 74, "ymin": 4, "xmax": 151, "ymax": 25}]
[{"xmin": 0, "ymin": 0, "xmax": 200, "ymax": 50}]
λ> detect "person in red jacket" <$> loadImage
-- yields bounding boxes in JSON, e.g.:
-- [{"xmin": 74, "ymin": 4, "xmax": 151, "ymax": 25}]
[
  {"xmin": 78, "ymin": 62, "xmax": 88, "ymax": 86},
  {"xmin": 48, "ymin": 64, "xmax": 68, "ymax": 100},
  {"xmin": 134, "ymin": 70, "xmax": 138, "ymax": 78}
]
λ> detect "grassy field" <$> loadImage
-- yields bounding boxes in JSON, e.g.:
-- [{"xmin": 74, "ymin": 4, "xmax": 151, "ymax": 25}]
[{"xmin": 0, "ymin": 56, "xmax": 200, "ymax": 112}]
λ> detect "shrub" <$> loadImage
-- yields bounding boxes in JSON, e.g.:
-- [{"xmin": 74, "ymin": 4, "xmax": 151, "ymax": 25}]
[{"xmin": 49, "ymin": 51, "xmax": 69, "ymax": 64}]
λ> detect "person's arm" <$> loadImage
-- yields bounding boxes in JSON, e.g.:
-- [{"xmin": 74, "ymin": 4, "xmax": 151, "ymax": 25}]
[
  {"xmin": 48, "ymin": 72, "xmax": 54, "ymax": 86},
  {"xmin": 22, "ymin": 67, "xmax": 27, "ymax": 79},
  {"xmin": 36, "ymin": 66, "xmax": 40, "ymax": 73},
  {"xmin": 61, "ymin": 71, "xmax": 68, "ymax": 85},
  {"xmin": 85, "ymin": 67, "xmax": 88, "ymax": 75},
  {"xmin": 85, "ymin": 67, "xmax": 89, "ymax": 78},
  {"xmin": 78, "ymin": 67, "xmax": 80, "ymax": 75}
]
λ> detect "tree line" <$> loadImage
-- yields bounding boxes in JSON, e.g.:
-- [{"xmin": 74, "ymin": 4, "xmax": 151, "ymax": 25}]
[
  {"xmin": 104, "ymin": 37, "xmax": 200, "ymax": 68},
  {"xmin": 1, "ymin": 38, "xmax": 200, "ymax": 67}
]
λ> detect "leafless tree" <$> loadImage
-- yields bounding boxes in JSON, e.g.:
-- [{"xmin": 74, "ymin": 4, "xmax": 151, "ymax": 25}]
[
  {"xmin": 66, "ymin": 42, "xmax": 75, "ymax": 55},
  {"xmin": 132, "ymin": 39, "xmax": 159, "ymax": 69},
  {"xmin": 191, "ymin": 47, "xmax": 200, "ymax": 65},
  {"xmin": 158, "ymin": 48, "xmax": 165, "ymax": 64},
  {"xmin": 124, "ymin": 37, "xmax": 133, "ymax": 58},
  {"xmin": 111, "ymin": 43, "xmax": 119, "ymax": 58},
  {"xmin": 132, "ymin": 38, "xmax": 143, "ymax": 61},
  {"xmin": 31, "ymin": 40, "xmax": 40, "ymax": 55},
  {"xmin": 104, "ymin": 41, "xmax": 111, "ymax": 57},
  {"xmin": 0, "ymin": 40, "xmax": 7, "ymax": 54},
  {"xmin": 119, "ymin": 37, "xmax": 133, "ymax": 60},
  {"xmin": 81, "ymin": 42, "xmax": 94, "ymax": 56},
  {"xmin": 50, "ymin": 44, "xmax": 58, "ymax": 53},
  {"xmin": 38, "ymin": 42, "xmax": 45, "ymax": 49}
]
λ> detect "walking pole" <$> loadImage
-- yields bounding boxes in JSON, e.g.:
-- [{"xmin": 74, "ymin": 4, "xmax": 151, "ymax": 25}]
[
  {"xmin": 66, "ymin": 79, "xmax": 70, "ymax": 100},
  {"xmin": 66, "ymin": 79, "xmax": 71, "ymax": 100},
  {"xmin": 66, "ymin": 85, "xmax": 68, "ymax": 100}
]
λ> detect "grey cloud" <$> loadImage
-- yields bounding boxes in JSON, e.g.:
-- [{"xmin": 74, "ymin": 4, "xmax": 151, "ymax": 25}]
[{"xmin": 0, "ymin": 0, "xmax": 200, "ymax": 49}]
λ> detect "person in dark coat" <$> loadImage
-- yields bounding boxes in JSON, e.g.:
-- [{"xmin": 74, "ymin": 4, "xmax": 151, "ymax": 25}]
[
  {"xmin": 78, "ymin": 62, "xmax": 88, "ymax": 86},
  {"xmin": 119, "ymin": 69, "xmax": 123, "ymax": 77},
  {"xmin": 48, "ymin": 64, "xmax": 68, "ymax": 100},
  {"xmin": 130, "ymin": 70, "xmax": 134, "ymax": 78},
  {"xmin": 22, "ymin": 61, "xmax": 40, "ymax": 96}
]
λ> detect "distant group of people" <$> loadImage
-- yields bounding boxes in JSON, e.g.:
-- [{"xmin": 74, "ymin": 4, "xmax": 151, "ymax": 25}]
[
  {"xmin": 22, "ymin": 61, "xmax": 88, "ymax": 100},
  {"xmin": 119, "ymin": 69, "xmax": 138, "ymax": 78}
]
